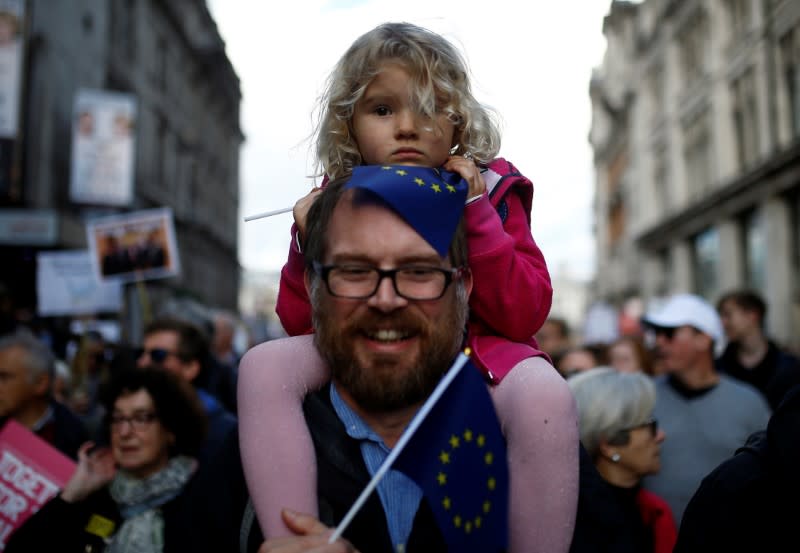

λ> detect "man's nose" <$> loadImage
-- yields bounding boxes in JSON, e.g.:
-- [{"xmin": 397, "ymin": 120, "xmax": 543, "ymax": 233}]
[{"xmin": 367, "ymin": 274, "xmax": 407, "ymax": 311}]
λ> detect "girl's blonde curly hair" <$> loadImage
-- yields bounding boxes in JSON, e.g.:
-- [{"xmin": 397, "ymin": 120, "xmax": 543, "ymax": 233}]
[{"xmin": 313, "ymin": 22, "xmax": 501, "ymax": 179}]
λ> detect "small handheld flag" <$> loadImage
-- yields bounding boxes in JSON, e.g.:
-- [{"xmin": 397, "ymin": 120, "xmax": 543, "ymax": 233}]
[
  {"xmin": 327, "ymin": 350, "xmax": 509, "ymax": 552},
  {"xmin": 345, "ymin": 165, "xmax": 468, "ymax": 257},
  {"xmin": 394, "ymin": 356, "xmax": 509, "ymax": 552}
]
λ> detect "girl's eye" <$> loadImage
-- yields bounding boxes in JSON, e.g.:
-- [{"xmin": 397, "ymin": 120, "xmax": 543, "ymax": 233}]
[{"xmin": 374, "ymin": 105, "xmax": 391, "ymax": 116}]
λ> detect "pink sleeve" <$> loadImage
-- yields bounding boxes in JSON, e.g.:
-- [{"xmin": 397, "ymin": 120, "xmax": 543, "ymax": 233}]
[
  {"xmin": 490, "ymin": 356, "xmax": 579, "ymax": 553},
  {"xmin": 238, "ymin": 335, "xmax": 329, "ymax": 537},
  {"xmin": 275, "ymin": 224, "xmax": 314, "ymax": 336},
  {"xmin": 466, "ymin": 192, "xmax": 552, "ymax": 342}
]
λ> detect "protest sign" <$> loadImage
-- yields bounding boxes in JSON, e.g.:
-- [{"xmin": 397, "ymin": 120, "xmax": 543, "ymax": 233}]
[
  {"xmin": 86, "ymin": 207, "xmax": 180, "ymax": 283},
  {"xmin": 36, "ymin": 250, "xmax": 122, "ymax": 316},
  {"xmin": 0, "ymin": 420, "xmax": 75, "ymax": 549}
]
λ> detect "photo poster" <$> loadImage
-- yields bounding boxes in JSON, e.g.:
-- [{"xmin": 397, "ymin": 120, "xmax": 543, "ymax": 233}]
[
  {"xmin": 36, "ymin": 250, "xmax": 123, "ymax": 317},
  {"xmin": 86, "ymin": 207, "xmax": 181, "ymax": 283},
  {"xmin": 69, "ymin": 88, "xmax": 137, "ymax": 207},
  {"xmin": 0, "ymin": 0, "xmax": 24, "ymax": 140},
  {"xmin": 0, "ymin": 420, "xmax": 76, "ymax": 549}
]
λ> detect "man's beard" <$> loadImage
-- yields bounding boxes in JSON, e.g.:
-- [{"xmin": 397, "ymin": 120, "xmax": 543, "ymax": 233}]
[{"xmin": 311, "ymin": 282, "xmax": 468, "ymax": 413}]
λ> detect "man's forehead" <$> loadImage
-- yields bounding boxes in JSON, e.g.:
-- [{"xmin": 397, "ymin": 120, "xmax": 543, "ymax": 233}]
[
  {"xmin": 144, "ymin": 330, "xmax": 179, "ymax": 346},
  {"xmin": 326, "ymin": 195, "xmax": 443, "ymax": 262},
  {"xmin": 0, "ymin": 346, "xmax": 27, "ymax": 366}
]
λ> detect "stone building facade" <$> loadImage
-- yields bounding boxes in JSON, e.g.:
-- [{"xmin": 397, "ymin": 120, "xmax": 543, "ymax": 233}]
[
  {"xmin": 590, "ymin": 0, "xmax": 800, "ymax": 347},
  {"xmin": 1, "ymin": 0, "xmax": 242, "ymax": 334}
]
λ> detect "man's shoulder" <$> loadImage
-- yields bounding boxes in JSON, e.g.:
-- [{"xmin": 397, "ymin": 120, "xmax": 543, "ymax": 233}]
[{"xmin": 717, "ymin": 374, "xmax": 770, "ymax": 402}]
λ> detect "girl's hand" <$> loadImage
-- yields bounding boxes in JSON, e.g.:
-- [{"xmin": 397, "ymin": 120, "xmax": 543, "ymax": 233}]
[
  {"xmin": 293, "ymin": 188, "xmax": 323, "ymax": 243},
  {"xmin": 60, "ymin": 442, "xmax": 116, "ymax": 503},
  {"xmin": 443, "ymin": 155, "xmax": 486, "ymax": 200}
]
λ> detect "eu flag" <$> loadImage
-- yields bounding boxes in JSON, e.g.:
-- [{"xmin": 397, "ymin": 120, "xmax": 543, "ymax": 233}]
[
  {"xmin": 394, "ymin": 357, "xmax": 509, "ymax": 552},
  {"xmin": 345, "ymin": 165, "xmax": 468, "ymax": 257}
]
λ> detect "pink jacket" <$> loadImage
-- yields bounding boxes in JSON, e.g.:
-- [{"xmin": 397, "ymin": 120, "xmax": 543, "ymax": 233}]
[{"xmin": 275, "ymin": 158, "xmax": 552, "ymax": 383}]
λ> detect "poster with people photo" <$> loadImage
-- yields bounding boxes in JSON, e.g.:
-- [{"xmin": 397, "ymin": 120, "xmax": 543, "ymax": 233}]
[
  {"xmin": 86, "ymin": 208, "xmax": 180, "ymax": 283},
  {"xmin": 0, "ymin": 0, "xmax": 24, "ymax": 140},
  {"xmin": 69, "ymin": 88, "xmax": 137, "ymax": 206}
]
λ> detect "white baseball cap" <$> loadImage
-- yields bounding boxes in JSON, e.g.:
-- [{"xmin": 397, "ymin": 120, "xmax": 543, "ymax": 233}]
[{"xmin": 641, "ymin": 293, "xmax": 724, "ymax": 344}]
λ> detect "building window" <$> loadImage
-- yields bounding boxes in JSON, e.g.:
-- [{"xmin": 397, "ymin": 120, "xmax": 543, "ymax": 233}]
[
  {"xmin": 742, "ymin": 209, "xmax": 766, "ymax": 293},
  {"xmin": 678, "ymin": 10, "xmax": 709, "ymax": 90},
  {"xmin": 653, "ymin": 148, "xmax": 670, "ymax": 211},
  {"xmin": 780, "ymin": 27, "xmax": 800, "ymax": 139},
  {"xmin": 657, "ymin": 248, "xmax": 672, "ymax": 296},
  {"xmin": 649, "ymin": 62, "xmax": 665, "ymax": 118},
  {"xmin": 683, "ymin": 110, "xmax": 712, "ymax": 198},
  {"xmin": 731, "ymin": 68, "xmax": 760, "ymax": 169},
  {"xmin": 693, "ymin": 227, "xmax": 720, "ymax": 300},
  {"xmin": 725, "ymin": 0, "xmax": 751, "ymax": 41}
]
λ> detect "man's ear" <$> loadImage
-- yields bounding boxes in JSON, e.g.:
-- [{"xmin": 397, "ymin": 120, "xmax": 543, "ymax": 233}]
[
  {"xmin": 462, "ymin": 267, "xmax": 474, "ymax": 297},
  {"xmin": 181, "ymin": 359, "xmax": 201, "ymax": 383},
  {"xmin": 694, "ymin": 332, "xmax": 713, "ymax": 354},
  {"xmin": 33, "ymin": 373, "xmax": 51, "ymax": 397}
]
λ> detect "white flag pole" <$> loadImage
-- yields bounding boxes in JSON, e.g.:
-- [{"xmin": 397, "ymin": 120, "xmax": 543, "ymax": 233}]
[
  {"xmin": 328, "ymin": 350, "xmax": 472, "ymax": 544},
  {"xmin": 243, "ymin": 206, "xmax": 293, "ymax": 222}
]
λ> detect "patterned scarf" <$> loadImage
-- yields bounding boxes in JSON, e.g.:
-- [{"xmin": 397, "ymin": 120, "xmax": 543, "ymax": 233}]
[{"xmin": 106, "ymin": 456, "xmax": 197, "ymax": 553}]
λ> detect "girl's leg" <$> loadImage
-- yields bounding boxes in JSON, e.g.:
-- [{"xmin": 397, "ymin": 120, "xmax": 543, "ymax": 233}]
[
  {"xmin": 238, "ymin": 334, "xmax": 329, "ymax": 538},
  {"xmin": 489, "ymin": 356, "xmax": 580, "ymax": 553}
]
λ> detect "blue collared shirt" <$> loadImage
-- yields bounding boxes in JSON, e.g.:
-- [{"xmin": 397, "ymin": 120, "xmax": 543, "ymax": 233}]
[{"xmin": 330, "ymin": 383, "xmax": 422, "ymax": 552}]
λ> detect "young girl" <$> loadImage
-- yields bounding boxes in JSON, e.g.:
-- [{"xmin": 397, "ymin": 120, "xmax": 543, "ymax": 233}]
[{"xmin": 239, "ymin": 22, "xmax": 578, "ymax": 551}]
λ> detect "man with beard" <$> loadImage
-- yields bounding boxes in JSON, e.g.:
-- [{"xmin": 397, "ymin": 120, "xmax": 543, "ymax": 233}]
[{"xmin": 239, "ymin": 169, "xmax": 578, "ymax": 553}]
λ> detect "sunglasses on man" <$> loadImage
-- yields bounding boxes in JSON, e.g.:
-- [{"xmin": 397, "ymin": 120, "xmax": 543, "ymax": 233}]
[{"xmin": 135, "ymin": 347, "xmax": 182, "ymax": 364}]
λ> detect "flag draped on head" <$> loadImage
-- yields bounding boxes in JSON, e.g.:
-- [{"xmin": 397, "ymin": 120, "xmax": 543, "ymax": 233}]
[
  {"xmin": 394, "ymin": 358, "xmax": 509, "ymax": 552},
  {"xmin": 344, "ymin": 165, "xmax": 468, "ymax": 257}
]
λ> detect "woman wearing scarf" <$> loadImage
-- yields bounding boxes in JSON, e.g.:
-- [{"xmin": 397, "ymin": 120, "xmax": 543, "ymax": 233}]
[{"xmin": 7, "ymin": 368, "xmax": 208, "ymax": 552}]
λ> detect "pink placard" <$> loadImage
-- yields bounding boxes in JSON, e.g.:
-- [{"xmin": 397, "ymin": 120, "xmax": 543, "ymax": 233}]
[{"xmin": 0, "ymin": 420, "xmax": 76, "ymax": 549}]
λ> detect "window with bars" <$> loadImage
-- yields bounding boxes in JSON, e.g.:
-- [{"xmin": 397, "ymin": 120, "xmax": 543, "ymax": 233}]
[
  {"xmin": 678, "ymin": 11, "xmax": 710, "ymax": 89},
  {"xmin": 683, "ymin": 111, "xmax": 712, "ymax": 198},
  {"xmin": 742, "ymin": 208, "xmax": 767, "ymax": 293},
  {"xmin": 693, "ymin": 227, "xmax": 720, "ymax": 301},
  {"xmin": 725, "ymin": 0, "xmax": 751, "ymax": 41},
  {"xmin": 731, "ymin": 68, "xmax": 760, "ymax": 169},
  {"xmin": 780, "ymin": 27, "xmax": 800, "ymax": 139}
]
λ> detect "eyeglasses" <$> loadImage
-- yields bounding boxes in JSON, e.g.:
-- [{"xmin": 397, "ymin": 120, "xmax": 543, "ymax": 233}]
[
  {"xmin": 312, "ymin": 262, "xmax": 465, "ymax": 301},
  {"xmin": 110, "ymin": 411, "xmax": 158, "ymax": 432},
  {"xmin": 136, "ymin": 347, "xmax": 181, "ymax": 364},
  {"xmin": 621, "ymin": 418, "xmax": 659, "ymax": 438}
]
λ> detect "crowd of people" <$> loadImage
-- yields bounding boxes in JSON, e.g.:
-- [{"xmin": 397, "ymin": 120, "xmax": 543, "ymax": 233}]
[{"xmin": 1, "ymin": 20, "xmax": 798, "ymax": 553}]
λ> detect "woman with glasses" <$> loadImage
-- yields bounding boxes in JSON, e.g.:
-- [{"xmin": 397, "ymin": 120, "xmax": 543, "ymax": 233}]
[
  {"xmin": 7, "ymin": 368, "xmax": 210, "ymax": 552},
  {"xmin": 567, "ymin": 367, "xmax": 677, "ymax": 553}
]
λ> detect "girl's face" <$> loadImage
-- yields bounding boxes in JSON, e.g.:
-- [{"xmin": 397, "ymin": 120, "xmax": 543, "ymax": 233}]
[
  {"xmin": 352, "ymin": 62, "xmax": 455, "ymax": 168},
  {"xmin": 110, "ymin": 389, "xmax": 174, "ymax": 479}
]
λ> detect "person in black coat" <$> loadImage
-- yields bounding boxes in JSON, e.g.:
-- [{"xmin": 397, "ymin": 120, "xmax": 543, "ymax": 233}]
[{"xmin": 674, "ymin": 384, "xmax": 800, "ymax": 552}]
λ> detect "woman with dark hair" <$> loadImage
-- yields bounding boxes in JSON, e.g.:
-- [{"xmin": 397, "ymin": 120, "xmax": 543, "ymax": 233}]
[{"xmin": 7, "ymin": 368, "xmax": 210, "ymax": 552}]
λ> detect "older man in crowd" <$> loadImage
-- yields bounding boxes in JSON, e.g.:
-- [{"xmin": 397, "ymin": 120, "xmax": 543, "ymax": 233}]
[
  {"xmin": 641, "ymin": 293, "xmax": 770, "ymax": 525},
  {"xmin": 0, "ymin": 330, "xmax": 87, "ymax": 459}
]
